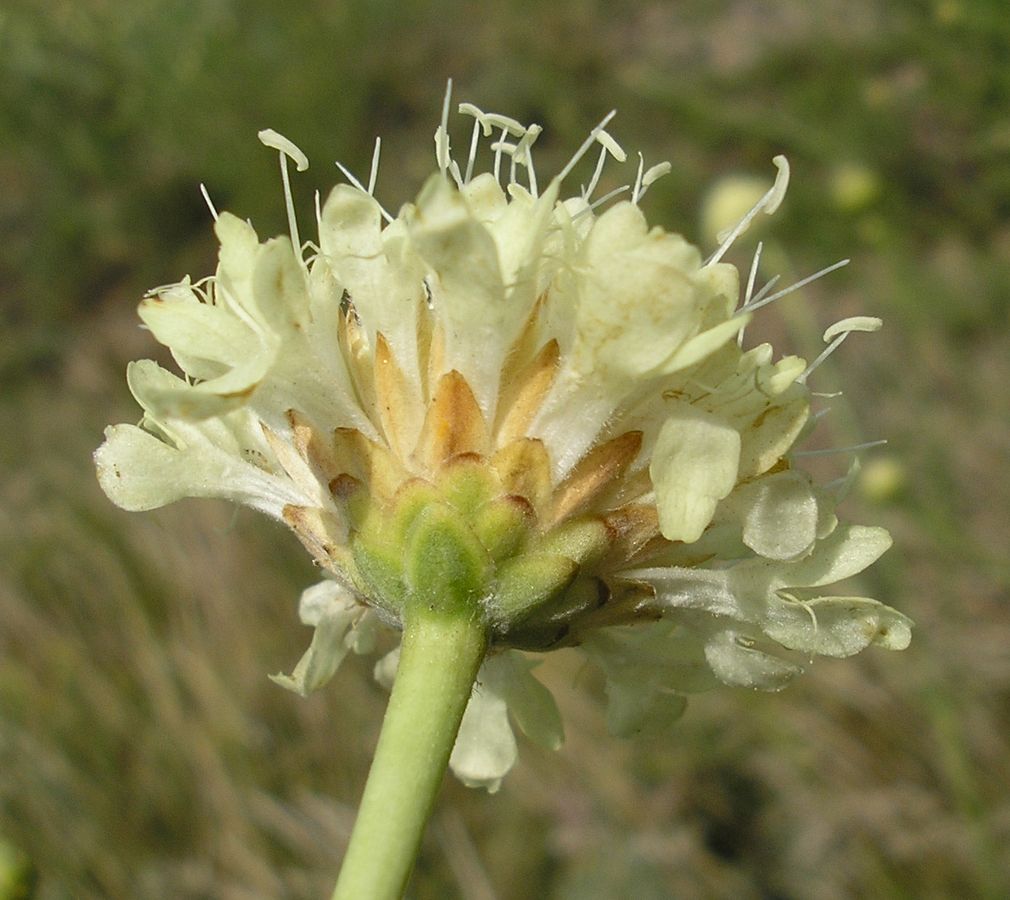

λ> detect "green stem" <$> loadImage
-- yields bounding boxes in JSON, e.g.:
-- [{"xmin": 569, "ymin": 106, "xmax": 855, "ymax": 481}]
[{"xmin": 331, "ymin": 608, "xmax": 488, "ymax": 900}]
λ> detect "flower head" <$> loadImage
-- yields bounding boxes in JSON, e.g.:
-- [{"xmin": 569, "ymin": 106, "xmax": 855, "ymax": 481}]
[{"xmin": 96, "ymin": 87, "xmax": 910, "ymax": 791}]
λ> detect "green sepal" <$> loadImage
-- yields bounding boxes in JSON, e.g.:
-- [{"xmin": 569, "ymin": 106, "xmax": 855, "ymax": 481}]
[
  {"xmin": 472, "ymin": 495, "xmax": 533, "ymax": 562},
  {"xmin": 521, "ymin": 573, "xmax": 602, "ymax": 623},
  {"xmin": 351, "ymin": 538, "xmax": 409, "ymax": 614},
  {"xmin": 435, "ymin": 455, "xmax": 501, "ymax": 516},
  {"xmin": 538, "ymin": 516, "xmax": 610, "ymax": 566},
  {"xmin": 404, "ymin": 501, "xmax": 493, "ymax": 616},
  {"xmin": 490, "ymin": 553, "xmax": 578, "ymax": 625}
]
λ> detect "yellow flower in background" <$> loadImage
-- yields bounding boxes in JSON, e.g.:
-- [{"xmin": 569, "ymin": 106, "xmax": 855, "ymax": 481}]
[{"xmin": 95, "ymin": 88, "xmax": 910, "ymax": 794}]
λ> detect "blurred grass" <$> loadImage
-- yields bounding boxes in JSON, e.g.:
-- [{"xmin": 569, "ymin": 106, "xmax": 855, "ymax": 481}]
[{"xmin": 2, "ymin": 0, "xmax": 1009, "ymax": 897}]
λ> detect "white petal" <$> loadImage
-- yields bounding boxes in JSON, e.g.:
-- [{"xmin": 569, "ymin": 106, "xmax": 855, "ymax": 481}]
[
  {"xmin": 657, "ymin": 314, "xmax": 749, "ymax": 375},
  {"xmin": 482, "ymin": 652, "xmax": 563, "ymax": 751},
  {"xmin": 737, "ymin": 394, "xmax": 809, "ymax": 479},
  {"xmin": 584, "ymin": 620, "xmax": 718, "ymax": 696},
  {"xmin": 297, "ymin": 579, "xmax": 358, "ymax": 626},
  {"xmin": 214, "ymin": 213, "xmax": 261, "ymax": 314},
  {"xmin": 129, "ymin": 325, "xmax": 274, "ymax": 423},
  {"xmin": 373, "ymin": 647, "xmax": 400, "ymax": 691},
  {"xmin": 270, "ymin": 598, "xmax": 360, "ymax": 697},
  {"xmin": 95, "ymin": 423, "xmax": 305, "ymax": 517},
  {"xmin": 772, "ymin": 525, "xmax": 892, "ymax": 589},
  {"xmin": 737, "ymin": 470, "xmax": 819, "ymax": 560},
  {"xmin": 763, "ymin": 594, "xmax": 913, "ymax": 657},
  {"xmin": 409, "ymin": 175, "xmax": 509, "ymax": 416},
  {"xmin": 449, "ymin": 673, "xmax": 517, "ymax": 793},
  {"xmin": 650, "ymin": 402, "xmax": 741, "ymax": 542},
  {"xmin": 570, "ymin": 202, "xmax": 704, "ymax": 380},
  {"xmin": 603, "ymin": 679, "xmax": 687, "ymax": 738},
  {"xmin": 703, "ymin": 629, "xmax": 802, "ymax": 690},
  {"xmin": 138, "ymin": 285, "xmax": 260, "ymax": 377},
  {"xmin": 319, "ymin": 185, "xmax": 423, "ymax": 378},
  {"xmin": 632, "ymin": 567, "xmax": 742, "ymax": 619},
  {"xmin": 252, "ymin": 236, "xmax": 311, "ymax": 333}
]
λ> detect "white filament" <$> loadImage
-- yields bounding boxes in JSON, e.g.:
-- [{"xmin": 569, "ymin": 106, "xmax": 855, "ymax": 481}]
[
  {"xmin": 706, "ymin": 155, "xmax": 790, "ymax": 267},
  {"xmin": 199, "ymin": 183, "xmax": 219, "ymax": 221},
  {"xmin": 258, "ymin": 128, "xmax": 310, "ymax": 258}
]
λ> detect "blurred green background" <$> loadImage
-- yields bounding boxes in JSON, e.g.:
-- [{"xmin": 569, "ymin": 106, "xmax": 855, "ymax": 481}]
[{"xmin": 2, "ymin": 0, "xmax": 1009, "ymax": 897}]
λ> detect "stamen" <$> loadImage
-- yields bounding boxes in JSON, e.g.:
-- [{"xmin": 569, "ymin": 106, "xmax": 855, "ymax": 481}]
[
  {"xmin": 436, "ymin": 78, "xmax": 453, "ymax": 176},
  {"xmin": 748, "ymin": 274, "xmax": 781, "ymax": 307},
  {"xmin": 705, "ymin": 155, "xmax": 790, "ymax": 267},
  {"xmin": 595, "ymin": 128, "xmax": 627, "ymax": 163},
  {"xmin": 554, "ymin": 109, "xmax": 618, "ymax": 186},
  {"xmin": 493, "ymin": 126, "xmax": 507, "ymax": 184},
  {"xmin": 631, "ymin": 153, "xmax": 645, "ymax": 205},
  {"xmin": 792, "ymin": 439, "xmax": 887, "ymax": 458},
  {"xmin": 514, "ymin": 123, "xmax": 542, "ymax": 197},
  {"xmin": 583, "ymin": 146, "xmax": 609, "ymax": 201},
  {"xmin": 485, "ymin": 112, "xmax": 526, "ymax": 135},
  {"xmin": 334, "ymin": 160, "xmax": 395, "ymax": 223},
  {"xmin": 464, "ymin": 118, "xmax": 482, "ymax": 184},
  {"xmin": 738, "ymin": 243, "xmax": 764, "ymax": 347},
  {"xmin": 526, "ymin": 141, "xmax": 538, "ymax": 197},
  {"xmin": 458, "ymin": 103, "xmax": 493, "ymax": 135},
  {"xmin": 822, "ymin": 315, "xmax": 883, "ymax": 343},
  {"xmin": 799, "ymin": 315, "xmax": 881, "ymax": 383},
  {"xmin": 631, "ymin": 153, "xmax": 671, "ymax": 205},
  {"xmin": 367, "ymin": 137, "xmax": 382, "ymax": 195},
  {"xmin": 258, "ymin": 128, "xmax": 310, "ymax": 259},
  {"xmin": 199, "ymin": 183, "xmax": 219, "ymax": 221},
  {"xmin": 638, "ymin": 161, "xmax": 671, "ymax": 200},
  {"xmin": 460, "ymin": 104, "xmax": 525, "ymax": 138},
  {"xmin": 742, "ymin": 259, "xmax": 849, "ymax": 313},
  {"xmin": 571, "ymin": 184, "xmax": 630, "ymax": 221},
  {"xmin": 744, "ymin": 242, "xmax": 763, "ymax": 307},
  {"xmin": 823, "ymin": 458, "xmax": 862, "ymax": 495}
]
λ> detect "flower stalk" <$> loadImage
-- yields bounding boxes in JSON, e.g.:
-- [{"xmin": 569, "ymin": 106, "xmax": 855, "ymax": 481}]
[{"xmin": 332, "ymin": 606, "xmax": 488, "ymax": 900}]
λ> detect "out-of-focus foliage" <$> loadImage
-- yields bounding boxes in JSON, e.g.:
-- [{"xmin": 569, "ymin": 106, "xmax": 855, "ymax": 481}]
[{"xmin": 2, "ymin": 1, "xmax": 1009, "ymax": 897}]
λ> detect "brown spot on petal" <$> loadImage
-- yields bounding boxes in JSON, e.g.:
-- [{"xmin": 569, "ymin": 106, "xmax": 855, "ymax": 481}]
[
  {"xmin": 413, "ymin": 370, "xmax": 488, "ymax": 472},
  {"xmin": 548, "ymin": 431, "xmax": 643, "ymax": 525}
]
